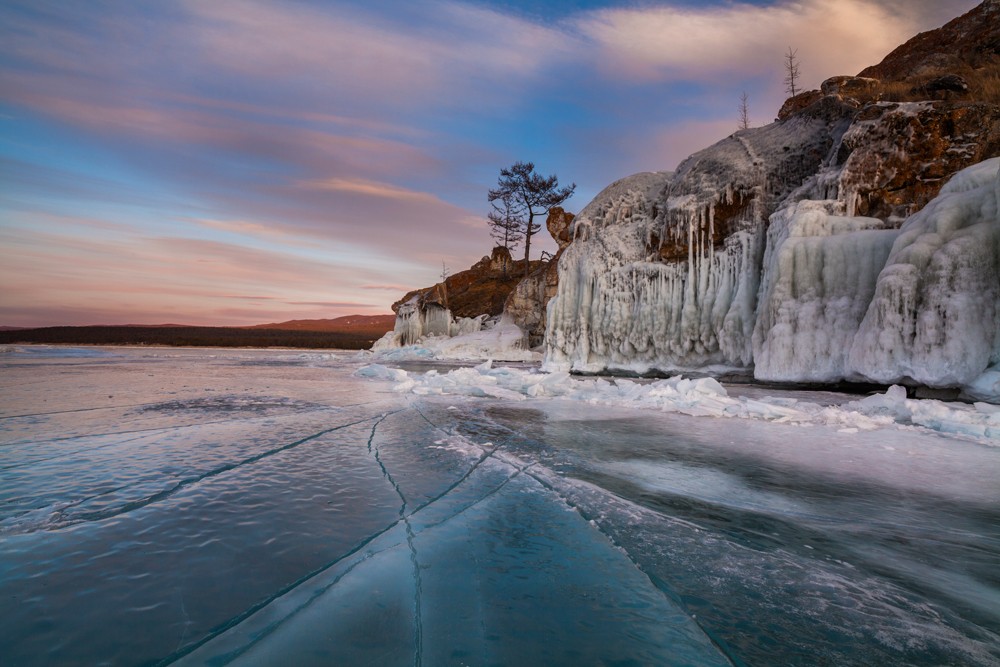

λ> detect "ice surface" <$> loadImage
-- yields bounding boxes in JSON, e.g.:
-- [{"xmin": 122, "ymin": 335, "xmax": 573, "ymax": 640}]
[{"xmin": 2, "ymin": 347, "xmax": 999, "ymax": 666}]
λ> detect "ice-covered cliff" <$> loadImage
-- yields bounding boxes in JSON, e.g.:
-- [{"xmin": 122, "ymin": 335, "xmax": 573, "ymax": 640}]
[
  {"xmin": 546, "ymin": 99, "xmax": 858, "ymax": 373},
  {"xmin": 546, "ymin": 149, "xmax": 999, "ymax": 393},
  {"xmin": 543, "ymin": 1, "xmax": 1000, "ymax": 397},
  {"xmin": 848, "ymin": 158, "xmax": 1000, "ymax": 392}
]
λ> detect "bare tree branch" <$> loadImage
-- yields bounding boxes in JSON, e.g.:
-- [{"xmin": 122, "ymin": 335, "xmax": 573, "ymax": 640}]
[
  {"xmin": 738, "ymin": 91, "xmax": 751, "ymax": 130},
  {"xmin": 784, "ymin": 47, "xmax": 801, "ymax": 97}
]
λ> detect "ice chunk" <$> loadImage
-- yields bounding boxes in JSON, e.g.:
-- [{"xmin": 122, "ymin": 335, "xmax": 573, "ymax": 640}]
[{"xmin": 385, "ymin": 364, "xmax": 1000, "ymax": 445}]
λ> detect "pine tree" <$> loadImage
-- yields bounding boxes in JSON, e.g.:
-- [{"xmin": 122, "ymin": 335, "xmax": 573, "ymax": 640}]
[{"xmin": 488, "ymin": 161, "xmax": 575, "ymax": 280}]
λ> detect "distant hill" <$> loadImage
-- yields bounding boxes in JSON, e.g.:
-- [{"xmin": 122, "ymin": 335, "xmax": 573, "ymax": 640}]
[
  {"xmin": 247, "ymin": 314, "xmax": 395, "ymax": 335},
  {"xmin": 0, "ymin": 315, "xmax": 397, "ymax": 350}
]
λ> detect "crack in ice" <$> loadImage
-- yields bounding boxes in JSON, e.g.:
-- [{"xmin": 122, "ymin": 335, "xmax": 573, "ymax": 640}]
[{"xmin": 42, "ymin": 415, "xmax": 379, "ymax": 531}]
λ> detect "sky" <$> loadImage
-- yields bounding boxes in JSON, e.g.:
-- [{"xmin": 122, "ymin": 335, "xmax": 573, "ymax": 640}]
[{"xmin": 0, "ymin": 0, "xmax": 979, "ymax": 327}]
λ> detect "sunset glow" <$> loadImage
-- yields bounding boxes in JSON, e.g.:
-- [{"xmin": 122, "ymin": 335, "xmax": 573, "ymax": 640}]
[{"xmin": 0, "ymin": 0, "xmax": 976, "ymax": 326}]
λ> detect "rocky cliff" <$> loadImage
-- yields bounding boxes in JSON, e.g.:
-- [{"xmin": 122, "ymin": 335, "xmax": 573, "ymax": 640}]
[
  {"xmin": 503, "ymin": 207, "xmax": 574, "ymax": 347},
  {"xmin": 382, "ymin": 245, "xmax": 547, "ymax": 347},
  {"xmin": 545, "ymin": 0, "xmax": 1000, "ymax": 398}
]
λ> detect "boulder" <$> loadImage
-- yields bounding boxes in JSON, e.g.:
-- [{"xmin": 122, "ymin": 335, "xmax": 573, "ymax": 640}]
[
  {"xmin": 820, "ymin": 76, "xmax": 879, "ymax": 98},
  {"xmin": 920, "ymin": 74, "xmax": 970, "ymax": 98},
  {"xmin": 546, "ymin": 206, "xmax": 574, "ymax": 249},
  {"xmin": 776, "ymin": 89, "xmax": 823, "ymax": 121}
]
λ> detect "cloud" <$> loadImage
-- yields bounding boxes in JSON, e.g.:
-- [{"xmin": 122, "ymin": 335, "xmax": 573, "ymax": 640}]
[
  {"xmin": 576, "ymin": 0, "xmax": 926, "ymax": 86},
  {"xmin": 299, "ymin": 178, "xmax": 446, "ymax": 205},
  {"xmin": 178, "ymin": 0, "xmax": 574, "ymax": 114},
  {"xmin": 0, "ymin": 225, "xmax": 406, "ymax": 326}
]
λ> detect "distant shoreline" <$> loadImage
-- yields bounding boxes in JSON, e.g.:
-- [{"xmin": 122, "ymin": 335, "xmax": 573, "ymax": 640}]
[{"xmin": 0, "ymin": 325, "xmax": 383, "ymax": 350}]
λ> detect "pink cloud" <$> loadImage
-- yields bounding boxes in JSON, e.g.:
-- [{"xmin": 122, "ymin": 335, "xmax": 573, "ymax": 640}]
[
  {"xmin": 0, "ymin": 226, "xmax": 404, "ymax": 327},
  {"xmin": 576, "ymin": 0, "xmax": 946, "ymax": 87}
]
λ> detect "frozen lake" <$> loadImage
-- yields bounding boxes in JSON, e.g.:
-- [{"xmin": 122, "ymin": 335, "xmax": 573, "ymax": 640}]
[{"xmin": 1, "ymin": 346, "xmax": 998, "ymax": 665}]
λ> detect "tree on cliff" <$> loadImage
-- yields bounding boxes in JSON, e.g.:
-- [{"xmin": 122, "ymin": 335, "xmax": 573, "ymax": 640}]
[
  {"xmin": 784, "ymin": 47, "xmax": 801, "ymax": 96},
  {"xmin": 738, "ymin": 91, "xmax": 751, "ymax": 130},
  {"xmin": 486, "ymin": 190, "xmax": 524, "ymax": 277},
  {"xmin": 488, "ymin": 161, "xmax": 575, "ymax": 279}
]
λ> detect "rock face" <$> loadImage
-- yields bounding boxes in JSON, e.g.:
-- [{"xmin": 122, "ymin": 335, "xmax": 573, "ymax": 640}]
[
  {"xmin": 384, "ymin": 212, "xmax": 573, "ymax": 348},
  {"xmin": 383, "ymin": 246, "xmax": 542, "ymax": 347},
  {"xmin": 544, "ymin": 1, "xmax": 1000, "ymax": 396},
  {"xmin": 392, "ymin": 246, "xmax": 541, "ymax": 321},
  {"xmin": 833, "ymin": 101, "xmax": 1000, "ymax": 222},
  {"xmin": 504, "ymin": 207, "xmax": 576, "ymax": 347},
  {"xmin": 857, "ymin": 0, "xmax": 1000, "ymax": 82}
]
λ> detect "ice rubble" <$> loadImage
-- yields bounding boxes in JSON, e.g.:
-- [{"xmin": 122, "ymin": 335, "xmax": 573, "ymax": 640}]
[{"xmin": 355, "ymin": 362, "xmax": 1000, "ymax": 445}]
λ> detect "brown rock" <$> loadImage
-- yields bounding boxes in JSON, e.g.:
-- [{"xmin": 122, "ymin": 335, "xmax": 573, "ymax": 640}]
[
  {"xmin": 776, "ymin": 90, "xmax": 824, "ymax": 120},
  {"xmin": 392, "ymin": 246, "xmax": 543, "ymax": 320},
  {"xmin": 858, "ymin": 0, "xmax": 1000, "ymax": 82},
  {"xmin": 820, "ymin": 75, "xmax": 879, "ymax": 98},
  {"xmin": 546, "ymin": 206, "xmax": 574, "ymax": 249},
  {"xmin": 835, "ymin": 101, "xmax": 1000, "ymax": 220},
  {"xmin": 504, "ymin": 249, "xmax": 563, "ymax": 347}
]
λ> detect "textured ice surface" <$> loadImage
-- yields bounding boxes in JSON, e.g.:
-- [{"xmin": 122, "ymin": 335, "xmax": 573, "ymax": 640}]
[
  {"xmin": 752, "ymin": 200, "xmax": 899, "ymax": 381},
  {"xmin": 3, "ymin": 347, "xmax": 998, "ymax": 666},
  {"xmin": 849, "ymin": 157, "xmax": 1000, "ymax": 388}
]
